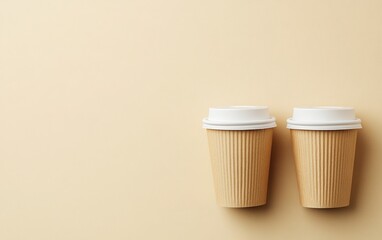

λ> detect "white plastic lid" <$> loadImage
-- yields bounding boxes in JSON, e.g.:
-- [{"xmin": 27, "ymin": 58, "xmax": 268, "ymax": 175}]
[
  {"xmin": 202, "ymin": 106, "xmax": 277, "ymax": 130},
  {"xmin": 287, "ymin": 107, "xmax": 362, "ymax": 130}
]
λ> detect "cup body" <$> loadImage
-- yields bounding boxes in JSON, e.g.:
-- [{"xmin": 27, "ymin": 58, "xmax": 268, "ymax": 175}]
[
  {"xmin": 291, "ymin": 129, "xmax": 358, "ymax": 208},
  {"xmin": 207, "ymin": 128, "xmax": 273, "ymax": 207}
]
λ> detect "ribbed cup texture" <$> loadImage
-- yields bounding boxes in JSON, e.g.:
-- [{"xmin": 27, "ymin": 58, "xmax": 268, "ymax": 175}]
[
  {"xmin": 291, "ymin": 130, "xmax": 358, "ymax": 208},
  {"xmin": 207, "ymin": 129, "xmax": 273, "ymax": 208}
]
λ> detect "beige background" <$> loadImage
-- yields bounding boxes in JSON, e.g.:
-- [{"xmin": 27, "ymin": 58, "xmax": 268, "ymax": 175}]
[{"xmin": 0, "ymin": 0, "xmax": 381, "ymax": 239}]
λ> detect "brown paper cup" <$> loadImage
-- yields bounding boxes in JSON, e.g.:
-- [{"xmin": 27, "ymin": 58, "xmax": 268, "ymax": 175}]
[
  {"xmin": 207, "ymin": 129, "xmax": 273, "ymax": 208},
  {"xmin": 291, "ymin": 129, "xmax": 358, "ymax": 208}
]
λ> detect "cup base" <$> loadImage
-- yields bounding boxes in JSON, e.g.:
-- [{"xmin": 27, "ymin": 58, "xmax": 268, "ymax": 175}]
[
  {"xmin": 217, "ymin": 201, "xmax": 267, "ymax": 208},
  {"xmin": 301, "ymin": 202, "xmax": 350, "ymax": 209}
]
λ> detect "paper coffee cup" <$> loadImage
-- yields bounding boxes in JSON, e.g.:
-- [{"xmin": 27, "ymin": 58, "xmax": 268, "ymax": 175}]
[
  {"xmin": 287, "ymin": 107, "xmax": 362, "ymax": 208},
  {"xmin": 203, "ymin": 106, "xmax": 276, "ymax": 207}
]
